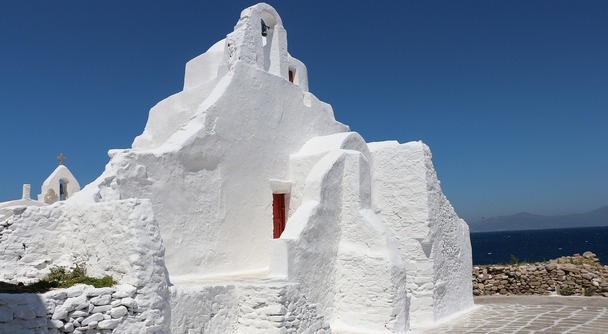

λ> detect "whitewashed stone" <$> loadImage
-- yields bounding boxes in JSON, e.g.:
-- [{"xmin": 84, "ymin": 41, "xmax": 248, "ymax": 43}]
[
  {"xmin": 44, "ymin": 290, "xmax": 67, "ymax": 300},
  {"xmin": 98, "ymin": 319, "xmax": 120, "ymax": 330},
  {"xmin": 87, "ymin": 287, "xmax": 114, "ymax": 297},
  {"xmin": 120, "ymin": 297, "xmax": 137, "ymax": 310},
  {"xmin": 33, "ymin": 305, "xmax": 47, "ymax": 318},
  {"xmin": 91, "ymin": 305, "xmax": 112, "ymax": 313},
  {"xmin": 71, "ymin": 310, "xmax": 89, "ymax": 317},
  {"xmin": 63, "ymin": 322, "xmax": 75, "ymax": 331},
  {"xmin": 49, "ymin": 319, "xmax": 64, "ymax": 328},
  {"xmin": 44, "ymin": 300, "xmax": 56, "ymax": 315},
  {"xmin": 111, "ymin": 291, "xmax": 129, "ymax": 299},
  {"xmin": 51, "ymin": 305, "xmax": 68, "ymax": 320},
  {"xmin": 90, "ymin": 294, "xmax": 111, "ymax": 306},
  {"xmin": 64, "ymin": 295, "xmax": 88, "ymax": 312},
  {"xmin": 21, "ymin": 317, "xmax": 47, "ymax": 329},
  {"xmin": 0, "ymin": 305, "xmax": 13, "ymax": 321},
  {"xmin": 115, "ymin": 284, "xmax": 136, "ymax": 298},
  {"xmin": 110, "ymin": 306, "xmax": 128, "ymax": 319},
  {"xmin": 13, "ymin": 306, "xmax": 36, "ymax": 320},
  {"xmin": 66, "ymin": 285, "xmax": 88, "ymax": 298},
  {"xmin": 81, "ymin": 313, "xmax": 104, "ymax": 326}
]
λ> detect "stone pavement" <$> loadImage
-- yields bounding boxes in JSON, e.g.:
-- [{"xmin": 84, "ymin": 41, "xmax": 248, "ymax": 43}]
[{"xmin": 416, "ymin": 296, "xmax": 608, "ymax": 333}]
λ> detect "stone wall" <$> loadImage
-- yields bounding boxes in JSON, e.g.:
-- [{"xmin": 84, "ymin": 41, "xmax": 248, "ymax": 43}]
[
  {"xmin": 0, "ymin": 284, "xmax": 139, "ymax": 334},
  {"xmin": 473, "ymin": 252, "xmax": 608, "ymax": 297},
  {"xmin": 169, "ymin": 282, "xmax": 331, "ymax": 333},
  {"xmin": 0, "ymin": 199, "xmax": 171, "ymax": 332}
]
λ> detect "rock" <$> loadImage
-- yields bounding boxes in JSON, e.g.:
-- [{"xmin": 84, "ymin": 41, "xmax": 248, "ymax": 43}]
[
  {"xmin": 561, "ymin": 265, "xmax": 580, "ymax": 274},
  {"xmin": 81, "ymin": 313, "xmax": 104, "ymax": 326},
  {"xmin": 66, "ymin": 285, "xmax": 88, "ymax": 298},
  {"xmin": 71, "ymin": 310, "xmax": 89, "ymax": 318},
  {"xmin": 545, "ymin": 263, "xmax": 557, "ymax": 271},
  {"xmin": 44, "ymin": 290, "xmax": 67, "ymax": 300},
  {"xmin": 115, "ymin": 284, "xmax": 137, "ymax": 298},
  {"xmin": 98, "ymin": 319, "xmax": 120, "ymax": 330},
  {"xmin": 52, "ymin": 306, "xmax": 69, "ymax": 320},
  {"xmin": 90, "ymin": 294, "xmax": 112, "ymax": 306},
  {"xmin": 21, "ymin": 317, "xmax": 47, "ymax": 329},
  {"xmin": 63, "ymin": 322, "xmax": 75, "ymax": 332},
  {"xmin": 92, "ymin": 305, "xmax": 112, "ymax": 313},
  {"xmin": 86, "ymin": 287, "xmax": 115, "ymax": 297},
  {"xmin": 120, "ymin": 297, "xmax": 138, "ymax": 310},
  {"xmin": 472, "ymin": 252, "xmax": 608, "ymax": 298},
  {"xmin": 49, "ymin": 319, "xmax": 64, "ymax": 328},
  {"xmin": 12, "ymin": 305, "xmax": 36, "ymax": 320},
  {"xmin": 64, "ymin": 295, "xmax": 89, "ymax": 312},
  {"xmin": 0, "ymin": 306, "xmax": 13, "ymax": 322},
  {"xmin": 583, "ymin": 251, "xmax": 596, "ymax": 259},
  {"xmin": 110, "ymin": 306, "xmax": 128, "ymax": 318}
]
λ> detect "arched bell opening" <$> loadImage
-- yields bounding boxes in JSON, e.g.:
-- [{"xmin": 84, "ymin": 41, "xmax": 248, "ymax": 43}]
[
  {"xmin": 59, "ymin": 179, "xmax": 68, "ymax": 201},
  {"xmin": 260, "ymin": 11, "xmax": 280, "ymax": 74}
]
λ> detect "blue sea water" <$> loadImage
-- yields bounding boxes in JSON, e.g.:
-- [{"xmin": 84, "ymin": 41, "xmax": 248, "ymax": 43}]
[{"xmin": 470, "ymin": 226, "xmax": 608, "ymax": 265}]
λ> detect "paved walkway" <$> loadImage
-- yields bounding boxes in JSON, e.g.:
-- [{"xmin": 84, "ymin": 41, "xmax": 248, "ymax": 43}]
[{"xmin": 417, "ymin": 296, "xmax": 608, "ymax": 334}]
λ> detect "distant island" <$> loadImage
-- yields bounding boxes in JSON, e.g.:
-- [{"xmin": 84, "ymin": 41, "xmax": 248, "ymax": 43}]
[{"xmin": 468, "ymin": 205, "xmax": 608, "ymax": 233}]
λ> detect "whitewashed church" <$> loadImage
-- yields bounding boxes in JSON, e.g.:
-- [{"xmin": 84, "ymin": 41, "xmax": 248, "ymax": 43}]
[
  {"xmin": 0, "ymin": 153, "xmax": 80, "ymax": 221},
  {"xmin": 0, "ymin": 4, "xmax": 473, "ymax": 333}
]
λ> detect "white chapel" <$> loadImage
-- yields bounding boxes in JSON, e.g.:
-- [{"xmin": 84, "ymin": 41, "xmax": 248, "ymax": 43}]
[{"xmin": 0, "ymin": 4, "xmax": 474, "ymax": 333}]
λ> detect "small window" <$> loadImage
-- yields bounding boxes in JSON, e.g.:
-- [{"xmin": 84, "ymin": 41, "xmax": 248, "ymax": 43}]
[{"xmin": 288, "ymin": 69, "xmax": 295, "ymax": 83}]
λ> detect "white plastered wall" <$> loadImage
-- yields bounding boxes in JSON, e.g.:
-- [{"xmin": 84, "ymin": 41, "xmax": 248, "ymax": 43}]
[
  {"xmin": 369, "ymin": 141, "xmax": 474, "ymax": 328},
  {"xmin": 288, "ymin": 132, "xmax": 371, "ymax": 217},
  {"xmin": 73, "ymin": 3, "xmax": 349, "ymax": 279},
  {"xmin": 271, "ymin": 143, "xmax": 409, "ymax": 333}
]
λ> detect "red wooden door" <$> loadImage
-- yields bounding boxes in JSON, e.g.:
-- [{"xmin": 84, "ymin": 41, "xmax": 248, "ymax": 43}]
[{"xmin": 273, "ymin": 193, "xmax": 286, "ymax": 238}]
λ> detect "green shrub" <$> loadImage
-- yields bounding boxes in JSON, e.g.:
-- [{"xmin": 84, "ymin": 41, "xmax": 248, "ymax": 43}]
[
  {"xmin": 559, "ymin": 286, "xmax": 574, "ymax": 296},
  {"xmin": 584, "ymin": 287, "xmax": 596, "ymax": 296},
  {"xmin": 46, "ymin": 266, "xmax": 67, "ymax": 282},
  {"xmin": 25, "ymin": 263, "xmax": 116, "ymax": 292}
]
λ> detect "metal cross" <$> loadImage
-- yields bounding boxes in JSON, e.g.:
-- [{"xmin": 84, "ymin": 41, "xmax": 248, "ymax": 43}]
[{"xmin": 57, "ymin": 153, "xmax": 67, "ymax": 165}]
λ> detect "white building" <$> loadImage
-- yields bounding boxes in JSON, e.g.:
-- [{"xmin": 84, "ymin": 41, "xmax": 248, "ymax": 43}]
[
  {"xmin": 0, "ymin": 154, "xmax": 79, "ymax": 221},
  {"xmin": 0, "ymin": 4, "xmax": 473, "ymax": 333}
]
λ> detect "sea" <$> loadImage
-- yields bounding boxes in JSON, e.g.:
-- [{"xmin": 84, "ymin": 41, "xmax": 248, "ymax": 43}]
[{"xmin": 470, "ymin": 226, "xmax": 608, "ymax": 265}]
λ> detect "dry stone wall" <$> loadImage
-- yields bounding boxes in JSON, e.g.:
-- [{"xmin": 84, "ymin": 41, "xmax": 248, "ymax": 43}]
[
  {"xmin": 473, "ymin": 252, "xmax": 608, "ymax": 297},
  {"xmin": 0, "ymin": 284, "xmax": 139, "ymax": 334}
]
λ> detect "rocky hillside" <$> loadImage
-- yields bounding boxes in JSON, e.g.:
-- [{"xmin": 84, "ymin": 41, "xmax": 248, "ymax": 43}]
[
  {"xmin": 469, "ymin": 206, "xmax": 608, "ymax": 232},
  {"xmin": 473, "ymin": 252, "xmax": 608, "ymax": 297}
]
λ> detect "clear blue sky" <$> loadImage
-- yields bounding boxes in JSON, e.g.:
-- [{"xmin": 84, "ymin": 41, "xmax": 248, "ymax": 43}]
[{"xmin": 1, "ymin": 1, "xmax": 607, "ymax": 223}]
